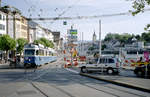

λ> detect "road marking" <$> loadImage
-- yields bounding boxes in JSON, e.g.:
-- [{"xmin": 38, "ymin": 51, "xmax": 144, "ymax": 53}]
[{"xmin": 65, "ymin": 68, "xmax": 79, "ymax": 74}]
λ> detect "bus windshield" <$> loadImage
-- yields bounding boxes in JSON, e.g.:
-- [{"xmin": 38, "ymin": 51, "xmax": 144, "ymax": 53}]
[{"xmin": 24, "ymin": 49, "xmax": 35, "ymax": 56}]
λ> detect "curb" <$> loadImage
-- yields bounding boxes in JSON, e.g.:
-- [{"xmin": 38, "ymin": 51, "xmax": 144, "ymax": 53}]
[{"xmin": 80, "ymin": 73, "xmax": 150, "ymax": 93}]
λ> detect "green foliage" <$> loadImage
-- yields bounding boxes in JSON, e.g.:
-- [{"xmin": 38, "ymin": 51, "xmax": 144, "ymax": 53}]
[
  {"xmin": 49, "ymin": 40, "xmax": 54, "ymax": 48},
  {"xmin": 141, "ymin": 32, "xmax": 150, "ymax": 42},
  {"xmin": 104, "ymin": 32, "xmax": 150, "ymax": 45},
  {"xmin": 129, "ymin": 0, "xmax": 150, "ymax": 30},
  {"xmin": 135, "ymin": 34, "xmax": 141, "ymax": 41},
  {"xmin": 144, "ymin": 24, "xmax": 150, "ymax": 31},
  {"xmin": 34, "ymin": 39, "xmax": 45, "ymax": 45},
  {"xmin": 40, "ymin": 38, "xmax": 51, "ymax": 47},
  {"xmin": 88, "ymin": 46, "xmax": 94, "ymax": 51},
  {"xmin": 0, "ymin": 34, "xmax": 16, "ymax": 51},
  {"xmin": 34, "ymin": 38, "xmax": 54, "ymax": 48},
  {"xmin": 16, "ymin": 38, "xmax": 28, "ymax": 54},
  {"xmin": 130, "ymin": 0, "xmax": 150, "ymax": 15},
  {"xmin": 102, "ymin": 44, "xmax": 106, "ymax": 50},
  {"xmin": 104, "ymin": 33, "xmax": 132, "ymax": 44}
]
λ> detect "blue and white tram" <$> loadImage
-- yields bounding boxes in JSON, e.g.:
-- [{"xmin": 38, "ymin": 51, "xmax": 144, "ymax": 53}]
[{"xmin": 24, "ymin": 44, "xmax": 57, "ymax": 67}]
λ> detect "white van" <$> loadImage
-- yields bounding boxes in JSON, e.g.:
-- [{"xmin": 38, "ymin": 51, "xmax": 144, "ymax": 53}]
[{"xmin": 79, "ymin": 56, "xmax": 120, "ymax": 74}]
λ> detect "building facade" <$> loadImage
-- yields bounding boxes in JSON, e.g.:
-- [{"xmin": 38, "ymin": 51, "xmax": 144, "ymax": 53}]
[
  {"xmin": 7, "ymin": 11, "xmax": 14, "ymax": 38},
  {"xmin": 0, "ymin": 10, "xmax": 6, "ymax": 36},
  {"xmin": 28, "ymin": 21, "xmax": 54, "ymax": 43},
  {"xmin": 20, "ymin": 16, "xmax": 28, "ymax": 40}
]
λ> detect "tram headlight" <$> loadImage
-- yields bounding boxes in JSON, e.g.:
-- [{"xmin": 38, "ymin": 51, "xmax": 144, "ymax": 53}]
[{"xmin": 25, "ymin": 57, "xmax": 28, "ymax": 61}]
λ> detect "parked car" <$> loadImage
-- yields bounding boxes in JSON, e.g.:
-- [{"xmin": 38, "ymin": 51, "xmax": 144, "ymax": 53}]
[{"xmin": 79, "ymin": 56, "xmax": 120, "ymax": 74}]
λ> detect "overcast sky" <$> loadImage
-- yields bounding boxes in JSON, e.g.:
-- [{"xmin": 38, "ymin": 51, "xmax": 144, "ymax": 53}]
[{"xmin": 2, "ymin": 0, "xmax": 150, "ymax": 40}]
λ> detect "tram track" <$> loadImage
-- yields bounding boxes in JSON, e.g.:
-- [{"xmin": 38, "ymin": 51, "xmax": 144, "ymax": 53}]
[
  {"xmin": 28, "ymin": 67, "xmax": 146, "ymax": 97},
  {"xmin": 62, "ymin": 69, "xmax": 146, "ymax": 97},
  {"xmin": 10, "ymin": 56, "xmax": 148, "ymax": 97}
]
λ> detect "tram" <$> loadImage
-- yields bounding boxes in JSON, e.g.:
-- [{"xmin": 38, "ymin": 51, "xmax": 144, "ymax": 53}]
[{"xmin": 24, "ymin": 43, "xmax": 57, "ymax": 67}]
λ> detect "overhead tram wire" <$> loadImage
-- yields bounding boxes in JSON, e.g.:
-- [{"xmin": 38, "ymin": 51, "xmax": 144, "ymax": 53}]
[
  {"xmin": 26, "ymin": 8, "xmax": 150, "ymax": 21},
  {"xmin": 32, "ymin": 0, "xmax": 81, "ymax": 35},
  {"xmin": 5, "ymin": 8, "xmax": 150, "ymax": 21},
  {"xmin": 50, "ymin": 0, "xmax": 81, "ymax": 24}
]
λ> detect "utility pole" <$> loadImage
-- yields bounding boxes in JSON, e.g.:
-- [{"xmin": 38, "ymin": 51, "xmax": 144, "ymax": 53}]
[
  {"xmin": 99, "ymin": 20, "xmax": 103, "ymax": 73},
  {"xmin": 82, "ymin": 32, "xmax": 83, "ymax": 55},
  {"xmin": 99, "ymin": 20, "xmax": 101, "ymax": 56}
]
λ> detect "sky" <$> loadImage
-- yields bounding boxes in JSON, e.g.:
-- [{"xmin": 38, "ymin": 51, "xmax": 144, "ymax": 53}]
[{"xmin": 2, "ymin": 0, "xmax": 150, "ymax": 41}]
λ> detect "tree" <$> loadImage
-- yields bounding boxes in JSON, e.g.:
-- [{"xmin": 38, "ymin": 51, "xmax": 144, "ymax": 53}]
[
  {"xmin": 104, "ymin": 33, "xmax": 133, "ymax": 45},
  {"xmin": 130, "ymin": 0, "xmax": 150, "ymax": 15},
  {"xmin": 102, "ymin": 44, "xmax": 106, "ymax": 50},
  {"xmin": 34, "ymin": 38, "xmax": 54, "ymax": 48},
  {"xmin": 34, "ymin": 39, "xmax": 44, "ymax": 45},
  {"xmin": 16, "ymin": 38, "xmax": 28, "ymax": 60},
  {"xmin": 135, "ymin": 34, "xmax": 141, "ymax": 41},
  {"xmin": 141, "ymin": 32, "xmax": 150, "ymax": 42},
  {"xmin": 88, "ymin": 46, "xmax": 94, "ymax": 51},
  {"xmin": 40, "ymin": 38, "xmax": 51, "ymax": 47},
  {"xmin": 130, "ymin": 0, "xmax": 150, "ymax": 29},
  {"xmin": 0, "ymin": 35, "xmax": 16, "ymax": 62}
]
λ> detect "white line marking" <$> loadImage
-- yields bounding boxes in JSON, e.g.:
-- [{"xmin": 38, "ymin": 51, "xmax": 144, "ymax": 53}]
[{"xmin": 65, "ymin": 68, "xmax": 79, "ymax": 74}]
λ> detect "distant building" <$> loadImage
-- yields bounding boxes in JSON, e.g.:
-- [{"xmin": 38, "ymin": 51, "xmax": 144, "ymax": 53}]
[
  {"xmin": 28, "ymin": 20, "xmax": 37, "ymax": 43},
  {"xmin": 28, "ymin": 20, "xmax": 46, "ymax": 41},
  {"xmin": 52, "ymin": 31, "xmax": 60, "ymax": 49},
  {"xmin": 28, "ymin": 21, "xmax": 56, "ymax": 45},
  {"xmin": 124, "ymin": 41, "xmax": 144, "ymax": 50},
  {"xmin": 58, "ymin": 38, "xmax": 63, "ymax": 50},
  {"xmin": 43, "ymin": 28, "xmax": 54, "ymax": 42}
]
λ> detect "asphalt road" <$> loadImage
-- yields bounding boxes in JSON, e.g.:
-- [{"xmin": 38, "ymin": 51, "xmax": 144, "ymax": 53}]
[{"xmin": 0, "ymin": 57, "xmax": 150, "ymax": 97}]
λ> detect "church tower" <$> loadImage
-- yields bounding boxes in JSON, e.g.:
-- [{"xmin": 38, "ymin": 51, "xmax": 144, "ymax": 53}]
[{"xmin": 92, "ymin": 31, "xmax": 97, "ymax": 42}]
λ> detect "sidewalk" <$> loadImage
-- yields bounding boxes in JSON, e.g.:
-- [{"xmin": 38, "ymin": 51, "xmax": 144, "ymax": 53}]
[
  {"xmin": 80, "ymin": 73, "xmax": 150, "ymax": 93},
  {"xmin": 0, "ymin": 62, "xmax": 24, "ymax": 69},
  {"xmin": 0, "ymin": 63, "xmax": 10, "ymax": 69}
]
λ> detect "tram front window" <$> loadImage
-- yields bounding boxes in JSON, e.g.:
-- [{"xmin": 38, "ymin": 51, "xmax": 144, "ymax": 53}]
[{"xmin": 25, "ymin": 50, "xmax": 35, "ymax": 56}]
